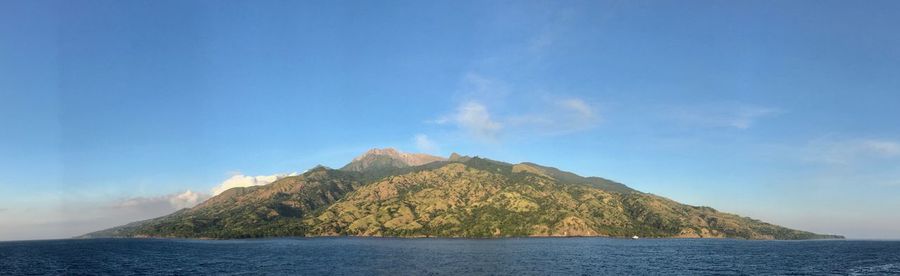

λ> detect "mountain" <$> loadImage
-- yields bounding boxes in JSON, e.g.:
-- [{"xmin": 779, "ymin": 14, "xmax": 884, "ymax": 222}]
[{"xmin": 80, "ymin": 148, "xmax": 843, "ymax": 240}]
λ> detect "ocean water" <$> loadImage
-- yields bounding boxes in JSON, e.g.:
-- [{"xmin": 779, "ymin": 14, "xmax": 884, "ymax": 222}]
[{"xmin": 1, "ymin": 238, "xmax": 898, "ymax": 275}]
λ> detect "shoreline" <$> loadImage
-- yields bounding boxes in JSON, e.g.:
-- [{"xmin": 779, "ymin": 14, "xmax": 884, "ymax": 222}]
[{"xmin": 65, "ymin": 234, "xmax": 846, "ymax": 242}]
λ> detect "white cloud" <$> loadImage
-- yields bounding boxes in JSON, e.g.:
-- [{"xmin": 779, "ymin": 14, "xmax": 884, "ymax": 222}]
[
  {"xmin": 211, "ymin": 172, "xmax": 299, "ymax": 196},
  {"xmin": 435, "ymin": 73, "xmax": 507, "ymax": 142},
  {"xmin": 436, "ymin": 101, "xmax": 503, "ymax": 142},
  {"xmin": 668, "ymin": 104, "xmax": 781, "ymax": 129},
  {"xmin": 169, "ymin": 190, "xmax": 204, "ymax": 209},
  {"xmin": 413, "ymin": 134, "xmax": 439, "ymax": 153},
  {"xmin": 457, "ymin": 102, "xmax": 503, "ymax": 139}
]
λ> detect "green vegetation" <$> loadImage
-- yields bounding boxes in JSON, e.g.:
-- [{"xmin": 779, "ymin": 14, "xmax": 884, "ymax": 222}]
[{"xmin": 81, "ymin": 154, "xmax": 843, "ymax": 240}]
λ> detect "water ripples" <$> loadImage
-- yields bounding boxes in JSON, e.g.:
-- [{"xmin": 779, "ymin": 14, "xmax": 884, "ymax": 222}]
[{"xmin": 1, "ymin": 238, "xmax": 898, "ymax": 275}]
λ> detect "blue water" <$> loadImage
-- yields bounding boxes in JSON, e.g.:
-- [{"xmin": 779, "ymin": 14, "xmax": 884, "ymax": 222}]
[{"xmin": 1, "ymin": 238, "xmax": 898, "ymax": 275}]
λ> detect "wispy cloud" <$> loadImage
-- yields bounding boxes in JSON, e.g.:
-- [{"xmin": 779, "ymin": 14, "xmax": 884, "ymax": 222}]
[
  {"xmin": 560, "ymin": 99, "xmax": 594, "ymax": 118},
  {"xmin": 729, "ymin": 107, "xmax": 781, "ymax": 129},
  {"xmin": 861, "ymin": 140, "xmax": 900, "ymax": 157},
  {"xmin": 211, "ymin": 172, "xmax": 299, "ymax": 196},
  {"xmin": 554, "ymin": 98, "xmax": 600, "ymax": 131},
  {"xmin": 114, "ymin": 190, "xmax": 210, "ymax": 211},
  {"xmin": 433, "ymin": 95, "xmax": 600, "ymax": 143},
  {"xmin": 458, "ymin": 72, "xmax": 510, "ymax": 103},
  {"xmin": 508, "ymin": 98, "xmax": 600, "ymax": 135},
  {"xmin": 515, "ymin": 7, "xmax": 580, "ymax": 63},
  {"xmin": 803, "ymin": 138, "xmax": 900, "ymax": 165},
  {"xmin": 527, "ymin": 30, "xmax": 555, "ymax": 53},
  {"xmin": 667, "ymin": 104, "xmax": 781, "ymax": 130},
  {"xmin": 413, "ymin": 134, "xmax": 439, "ymax": 153},
  {"xmin": 429, "ymin": 73, "xmax": 510, "ymax": 142},
  {"xmin": 751, "ymin": 137, "xmax": 900, "ymax": 192},
  {"xmin": 430, "ymin": 72, "xmax": 603, "ymax": 144},
  {"xmin": 420, "ymin": 8, "xmax": 595, "ymax": 146}
]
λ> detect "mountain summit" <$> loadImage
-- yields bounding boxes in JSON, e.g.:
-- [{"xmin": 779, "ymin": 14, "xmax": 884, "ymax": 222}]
[
  {"xmin": 81, "ymin": 148, "xmax": 843, "ymax": 240},
  {"xmin": 341, "ymin": 148, "xmax": 445, "ymax": 172}
]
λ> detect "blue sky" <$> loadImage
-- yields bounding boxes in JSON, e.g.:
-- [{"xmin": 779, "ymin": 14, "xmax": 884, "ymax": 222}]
[{"xmin": 2, "ymin": 0, "xmax": 899, "ymax": 240}]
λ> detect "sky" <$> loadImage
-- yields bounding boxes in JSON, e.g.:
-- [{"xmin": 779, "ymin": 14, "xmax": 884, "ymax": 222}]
[{"xmin": 1, "ymin": 0, "xmax": 899, "ymax": 241}]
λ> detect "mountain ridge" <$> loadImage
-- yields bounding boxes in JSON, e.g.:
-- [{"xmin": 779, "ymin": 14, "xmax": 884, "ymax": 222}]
[
  {"xmin": 80, "ymin": 148, "xmax": 843, "ymax": 240},
  {"xmin": 340, "ymin": 148, "xmax": 445, "ymax": 172}
]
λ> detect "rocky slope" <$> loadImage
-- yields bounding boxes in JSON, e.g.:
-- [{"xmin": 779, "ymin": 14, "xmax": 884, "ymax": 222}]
[{"xmin": 81, "ymin": 149, "xmax": 843, "ymax": 240}]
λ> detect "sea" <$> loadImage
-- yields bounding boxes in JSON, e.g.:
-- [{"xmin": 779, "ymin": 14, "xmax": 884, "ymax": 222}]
[{"xmin": 1, "ymin": 237, "xmax": 898, "ymax": 275}]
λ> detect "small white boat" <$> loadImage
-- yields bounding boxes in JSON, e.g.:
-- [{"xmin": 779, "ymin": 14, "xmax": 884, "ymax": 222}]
[{"xmin": 632, "ymin": 235, "xmax": 639, "ymax": 239}]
